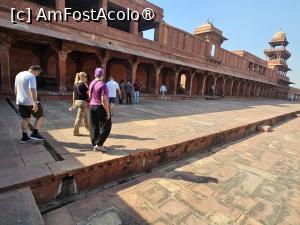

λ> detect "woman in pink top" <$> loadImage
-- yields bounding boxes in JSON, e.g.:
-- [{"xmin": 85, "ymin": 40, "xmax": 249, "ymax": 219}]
[{"xmin": 89, "ymin": 68, "xmax": 111, "ymax": 152}]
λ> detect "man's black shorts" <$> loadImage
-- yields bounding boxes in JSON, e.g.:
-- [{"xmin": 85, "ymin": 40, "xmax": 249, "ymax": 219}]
[
  {"xmin": 18, "ymin": 103, "xmax": 44, "ymax": 119},
  {"xmin": 109, "ymin": 97, "xmax": 116, "ymax": 104}
]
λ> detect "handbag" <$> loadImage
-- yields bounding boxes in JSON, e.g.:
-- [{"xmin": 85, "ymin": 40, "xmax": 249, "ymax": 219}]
[{"xmin": 75, "ymin": 83, "xmax": 89, "ymax": 103}]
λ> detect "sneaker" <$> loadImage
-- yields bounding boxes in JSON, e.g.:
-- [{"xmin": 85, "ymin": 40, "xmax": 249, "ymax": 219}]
[
  {"xmin": 30, "ymin": 133, "xmax": 45, "ymax": 141},
  {"xmin": 20, "ymin": 136, "xmax": 32, "ymax": 144},
  {"xmin": 93, "ymin": 145, "xmax": 101, "ymax": 152},
  {"xmin": 93, "ymin": 145, "xmax": 107, "ymax": 153},
  {"xmin": 100, "ymin": 146, "xmax": 107, "ymax": 153}
]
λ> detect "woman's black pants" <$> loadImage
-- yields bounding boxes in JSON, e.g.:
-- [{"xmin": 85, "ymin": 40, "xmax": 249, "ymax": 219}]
[{"xmin": 89, "ymin": 105, "xmax": 112, "ymax": 146}]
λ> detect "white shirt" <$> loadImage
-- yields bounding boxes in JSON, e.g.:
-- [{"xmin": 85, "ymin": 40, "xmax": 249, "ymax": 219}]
[
  {"xmin": 160, "ymin": 85, "xmax": 167, "ymax": 93},
  {"xmin": 106, "ymin": 80, "xmax": 120, "ymax": 98},
  {"xmin": 15, "ymin": 71, "xmax": 36, "ymax": 105}
]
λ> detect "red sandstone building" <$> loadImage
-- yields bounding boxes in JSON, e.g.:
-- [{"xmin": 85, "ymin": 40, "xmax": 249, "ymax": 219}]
[{"xmin": 0, "ymin": 0, "xmax": 293, "ymax": 99}]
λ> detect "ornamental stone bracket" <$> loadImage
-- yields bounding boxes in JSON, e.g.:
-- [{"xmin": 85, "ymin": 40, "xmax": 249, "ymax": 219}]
[
  {"xmin": 0, "ymin": 32, "xmax": 11, "ymax": 49},
  {"xmin": 206, "ymin": 56, "xmax": 222, "ymax": 65}
]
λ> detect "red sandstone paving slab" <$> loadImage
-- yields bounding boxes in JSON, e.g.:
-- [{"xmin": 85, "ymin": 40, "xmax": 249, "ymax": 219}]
[
  {"xmin": 17, "ymin": 142, "xmax": 47, "ymax": 155},
  {"xmin": 43, "ymin": 207, "xmax": 75, "ymax": 225},
  {"xmin": 174, "ymin": 213, "xmax": 211, "ymax": 225},
  {"xmin": 103, "ymin": 171, "xmax": 164, "ymax": 197},
  {"xmin": 0, "ymin": 102, "xmax": 55, "ymax": 189},
  {"xmin": 22, "ymin": 150, "xmax": 55, "ymax": 167},
  {"xmin": 66, "ymin": 192, "xmax": 115, "ymax": 222},
  {"xmin": 0, "ymin": 164, "xmax": 52, "ymax": 192},
  {"xmin": 0, "ymin": 155, "xmax": 24, "ymax": 170},
  {"xmin": 0, "ymin": 139, "xmax": 19, "ymax": 157},
  {"xmin": 111, "ymin": 191, "xmax": 169, "ymax": 224},
  {"xmin": 0, "ymin": 187, "xmax": 44, "ymax": 225}
]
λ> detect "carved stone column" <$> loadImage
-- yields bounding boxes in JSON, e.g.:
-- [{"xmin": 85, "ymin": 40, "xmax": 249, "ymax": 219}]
[
  {"xmin": 189, "ymin": 71, "xmax": 196, "ymax": 96},
  {"xmin": 130, "ymin": 21, "xmax": 139, "ymax": 35},
  {"xmin": 257, "ymin": 86, "xmax": 261, "ymax": 97},
  {"xmin": 213, "ymin": 76, "xmax": 218, "ymax": 96},
  {"xmin": 230, "ymin": 79, "xmax": 235, "ymax": 96},
  {"xmin": 201, "ymin": 73, "xmax": 208, "ymax": 96},
  {"xmin": 0, "ymin": 33, "xmax": 11, "ymax": 92},
  {"xmin": 155, "ymin": 64, "xmax": 162, "ymax": 95},
  {"xmin": 174, "ymin": 68, "xmax": 180, "ymax": 95},
  {"xmin": 243, "ymin": 82, "xmax": 248, "ymax": 96},
  {"xmin": 100, "ymin": 0, "xmax": 108, "ymax": 25},
  {"xmin": 222, "ymin": 77, "xmax": 227, "ymax": 96},
  {"xmin": 56, "ymin": 0, "xmax": 65, "ymax": 11},
  {"xmin": 58, "ymin": 50, "xmax": 69, "ymax": 92},
  {"xmin": 154, "ymin": 24, "xmax": 164, "ymax": 43},
  {"xmin": 237, "ymin": 80, "xmax": 241, "ymax": 97},
  {"xmin": 128, "ymin": 57, "xmax": 140, "ymax": 84},
  {"xmin": 97, "ymin": 51, "xmax": 110, "ymax": 80}
]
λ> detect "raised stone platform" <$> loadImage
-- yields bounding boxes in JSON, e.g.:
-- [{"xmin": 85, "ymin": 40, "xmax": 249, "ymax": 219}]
[{"xmin": 0, "ymin": 99, "xmax": 299, "ymax": 206}]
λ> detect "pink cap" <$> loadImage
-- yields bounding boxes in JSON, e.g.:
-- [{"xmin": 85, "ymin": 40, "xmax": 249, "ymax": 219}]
[{"xmin": 94, "ymin": 68, "xmax": 104, "ymax": 78}]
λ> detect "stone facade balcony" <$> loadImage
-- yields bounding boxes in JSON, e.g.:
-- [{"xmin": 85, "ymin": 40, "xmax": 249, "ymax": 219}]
[
  {"xmin": 0, "ymin": 0, "xmax": 288, "ymax": 96},
  {"xmin": 264, "ymin": 48, "xmax": 291, "ymax": 60}
]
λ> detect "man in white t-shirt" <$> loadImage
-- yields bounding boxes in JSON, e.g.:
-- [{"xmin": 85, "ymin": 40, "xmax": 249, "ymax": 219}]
[
  {"xmin": 106, "ymin": 76, "xmax": 120, "ymax": 115},
  {"xmin": 15, "ymin": 65, "xmax": 44, "ymax": 143}
]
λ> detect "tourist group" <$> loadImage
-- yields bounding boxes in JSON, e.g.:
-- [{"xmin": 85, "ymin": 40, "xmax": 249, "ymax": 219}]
[{"xmin": 14, "ymin": 65, "xmax": 168, "ymax": 152}]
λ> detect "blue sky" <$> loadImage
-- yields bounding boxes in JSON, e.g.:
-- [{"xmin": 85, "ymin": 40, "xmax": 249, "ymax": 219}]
[{"xmin": 146, "ymin": 0, "xmax": 300, "ymax": 88}]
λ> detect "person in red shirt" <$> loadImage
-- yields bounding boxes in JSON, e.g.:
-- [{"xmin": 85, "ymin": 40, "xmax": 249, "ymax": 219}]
[{"xmin": 133, "ymin": 79, "xmax": 141, "ymax": 104}]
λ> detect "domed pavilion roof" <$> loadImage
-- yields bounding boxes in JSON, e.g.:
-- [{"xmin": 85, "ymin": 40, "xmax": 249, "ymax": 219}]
[{"xmin": 272, "ymin": 31, "xmax": 287, "ymax": 42}]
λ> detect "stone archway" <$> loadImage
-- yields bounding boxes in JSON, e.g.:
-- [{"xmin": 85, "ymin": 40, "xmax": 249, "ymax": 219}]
[
  {"xmin": 136, "ymin": 63, "xmax": 156, "ymax": 94},
  {"xmin": 160, "ymin": 67, "xmax": 175, "ymax": 94},
  {"xmin": 178, "ymin": 74, "xmax": 187, "ymax": 94},
  {"xmin": 80, "ymin": 54, "xmax": 100, "ymax": 81},
  {"xmin": 9, "ymin": 41, "xmax": 60, "ymax": 91},
  {"xmin": 106, "ymin": 58, "xmax": 131, "ymax": 84},
  {"xmin": 66, "ymin": 51, "xmax": 100, "ymax": 90},
  {"xmin": 191, "ymin": 73, "xmax": 202, "ymax": 95},
  {"xmin": 191, "ymin": 73, "xmax": 203, "ymax": 95},
  {"xmin": 232, "ymin": 80, "xmax": 239, "ymax": 96},
  {"xmin": 250, "ymin": 83, "xmax": 256, "ymax": 96},
  {"xmin": 224, "ymin": 79, "xmax": 232, "ymax": 96},
  {"xmin": 205, "ymin": 75, "xmax": 215, "ymax": 96},
  {"xmin": 238, "ymin": 81, "xmax": 245, "ymax": 96},
  {"xmin": 215, "ymin": 77, "xmax": 224, "ymax": 96}
]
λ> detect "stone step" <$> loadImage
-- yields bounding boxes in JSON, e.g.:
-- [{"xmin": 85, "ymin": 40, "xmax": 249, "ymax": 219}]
[{"xmin": 0, "ymin": 187, "xmax": 44, "ymax": 225}]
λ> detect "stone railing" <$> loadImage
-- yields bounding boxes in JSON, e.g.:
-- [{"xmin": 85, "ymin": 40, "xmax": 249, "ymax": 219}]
[{"xmin": 276, "ymin": 74, "xmax": 290, "ymax": 82}]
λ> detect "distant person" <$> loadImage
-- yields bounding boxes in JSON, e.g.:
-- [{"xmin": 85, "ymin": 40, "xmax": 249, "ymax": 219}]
[
  {"xmin": 72, "ymin": 72, "xmax": 89, "ymax": 136},
  {"xmin": 160, "ymin": 84, "xmax": 167, "ymax": 101},
  {"xmin": 15, "ymin": 65, "xmax": 44, "ymax": 143},
  {"xmin": 124, "ymin": 80, "xmax": 133, "ymax": 105},
  {"xmin": 119, "ymin": 80, "xmax": 125, "ymax": 104},
  {"xmin": 89, "ymin": 68, "xmax": 111, "ymax": 152},
  {"xmin": 210, "ymin": 83, "xmax": 215, "ymax": 96},
  {"xmin": 133, "ymin": 79, "xmax": 141, "ymax": 104},
  {"xmin": 106, "ymin": 76, "xmax": 120, "ymax": 116}
]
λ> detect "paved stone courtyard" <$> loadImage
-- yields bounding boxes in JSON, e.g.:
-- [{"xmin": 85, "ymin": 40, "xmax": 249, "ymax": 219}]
[
  {"xmin": 43, "ymin": 115, "xmax": 300, "ymax": 225},
  {"xmin": 0, "ymin": 99, "xmax": 300, "ymax": 224},
  {"xmin": 0, "ymin": 99, "xmax": 300, "ymax": 191}
]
